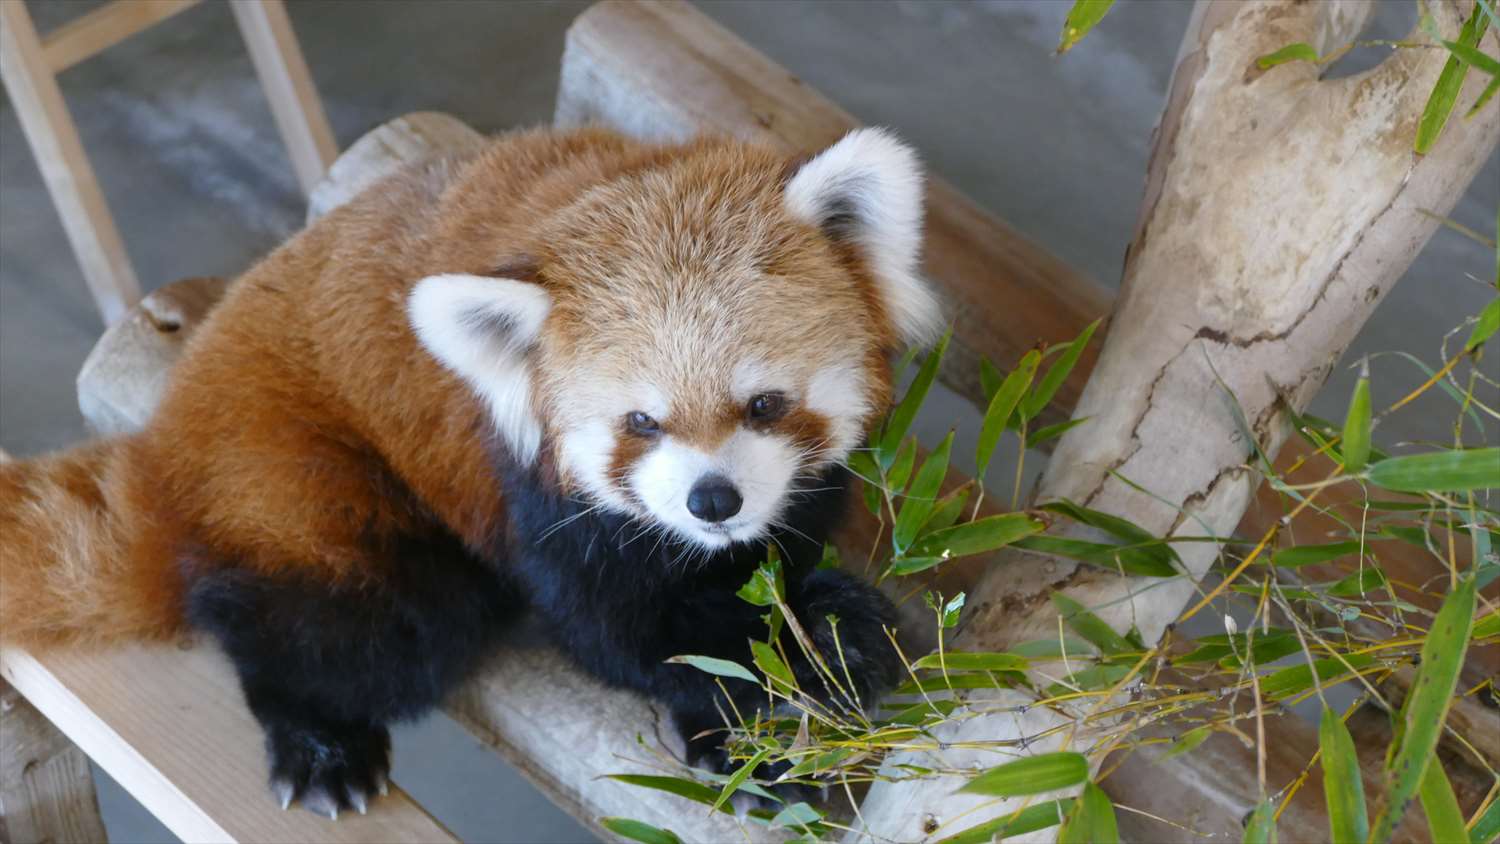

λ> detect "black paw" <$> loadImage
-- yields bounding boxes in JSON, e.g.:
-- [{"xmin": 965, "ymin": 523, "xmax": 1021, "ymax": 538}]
[
  {"xmin": 792, "ymin": 569, "xmax": 904, "ymax": 708},
  {"xmin": 265, "ymin": 721, "xmax": 391, "ymax": 819}
]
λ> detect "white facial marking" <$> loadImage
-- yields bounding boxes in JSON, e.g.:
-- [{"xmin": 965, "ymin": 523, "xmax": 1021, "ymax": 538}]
[
  {"xmin": 407, "ymin": 273, "xmax": 550, "ymax": 464},
  {"xmin": 630, "ymin": 430, "xmax": 801, "ymax": 550},
  {"xmin": 808, "ymin": 362, "xmax": 870, "ymax": 457},
  {"xmin": 557, "ymin": 418, "xmax": 631, "ymax": 510}
]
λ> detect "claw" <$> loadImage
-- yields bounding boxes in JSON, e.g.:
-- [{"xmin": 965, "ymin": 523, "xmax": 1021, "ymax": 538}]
[
  {"xmin": 347, "ymin": 788, "xmax": 368, "ymax": 816},
  {"xmin": 270, "ymin": 778, "xmax": 295, "ymax": 811},
  {"xmin": 302, "ymin": 786, "xmax": 341, "ymax": 821}
]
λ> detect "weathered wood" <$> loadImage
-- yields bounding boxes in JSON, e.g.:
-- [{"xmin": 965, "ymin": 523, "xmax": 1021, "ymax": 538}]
[
  {"xmin": 0, "ymin": 678, "xmax": 107, "ymax": 844},
  {"xmin": 855, "ymin": 0, "xmax": 1500, "ymax": 839},
  {"xmin": 305, "ymin": 111, "xmax": 486, "ymax": 223},
  {"xmin": 40, "ymin": 0, "xmax": 202, "ymax": 74},
  {"xmin": 0, "ymin": 0, "xmax": 142, "ymax": 325}
]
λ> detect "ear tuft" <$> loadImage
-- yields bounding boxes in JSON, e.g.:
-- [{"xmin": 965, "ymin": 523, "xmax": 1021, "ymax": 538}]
[
  {"xmin": 784, "ymin": 128, "xmax": 944, "ymax": 347},
  {"xmin": 408, "ymin": 273, "xmax": 551, "ymax": 464}
]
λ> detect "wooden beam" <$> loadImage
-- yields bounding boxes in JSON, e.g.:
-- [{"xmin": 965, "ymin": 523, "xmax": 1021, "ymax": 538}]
[
  {"xmin": 228, "ymin": 0, "xmax": 337, "ymax": 196},
  {"xmin": 0, "ymin": 0, "xmax": 141, "ymax": 325},
  {"xmin": 41, "ymin": 0, "xmax": 202, "ymax": 74},
  {"xmin": 0, "ymin": 646, "xmax": 457, "ymax": 844},
  {"xmin": 0, "ymin": 679, "xmax": 107, "ymax": 844}
]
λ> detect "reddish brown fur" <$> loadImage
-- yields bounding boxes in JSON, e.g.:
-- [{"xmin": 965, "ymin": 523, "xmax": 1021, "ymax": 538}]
[{"xmin": 0, "ymin": 128, "xmax": 903, "ymax": 648}]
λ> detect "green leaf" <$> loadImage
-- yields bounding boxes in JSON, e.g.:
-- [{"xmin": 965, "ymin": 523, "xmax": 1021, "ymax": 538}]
[
  {"xmin": 782, "ymin": 747, "xmax": 854, "ymax": 778},
  {"xmin": 1039, "ymin": 499, "xmax": 1178, "ymax": 573},
  {"xmin": 903, "ymin": 513, "xmax": 1046, "ymax": 561},
  {"xmin": 1260, "ymin": 654, "xmax": 1377, "ymax": 700},
  {"xmin": 979, "ymin": 357, "xmax": 1004, "ymax": 401},
  {"xmin": 600, "ymin": 818, "xmax": 682, "ymax": 844},
  {"xmin": 1443, "ymin": 37, "xmax": 1500, "ymax": 76},
  {"xmin": 666, "ymin": 655, "xmax": 759, "ymax": 685},
  {"xmin": 848, "ymin": 450, "xmax": 883, "ymax": 515},
  {"xmin": 1020, "ymin": 319, "xmax": 1101, "ymax": 422},
  {"xmin": 940, "ymin": 592, "xmax": 966, "ymax": 629},
  {"xmin": 1473, "ymin": 609, "xmax": 1500, "ymax": 641},
  {"xmin": 1051, "ymin": 593, "xmax": 1133, "ymax": 656},
  {"xmin": 1318, "ymin": 705, "xmax": 1368, "ymax": 844},
  {"xmin": 879, "ymin": 331, "xmax": 950, "ymax": 468},
  {"xmin": 882, "ymin": 699, "xmax": 960, "ymax": 726},
  {"xmin": 1242, "ymin": 799, "xmax": 1278, "ymax": 844},
  {"xmin": 886, "ymin": 437, "xmax": 918, "ymax": 494},
  {"xmin": 1046, "ymin": 662, "xmax": 1132, "ymax": 696},
  {"xmin": 1010, "ymin": 636, "xmax": 1095, "ymax": 660},
  {"xmin": 894, "ymin": 671, "xmax": 1026, "ymax": 695},
  {"xmin": 1366, "ymin": 448, "xmax": 1500, "ymax": 492},
  {"xmin": 1370, "ymin": 575, "xmax": 1477, "ymax": 842},
  {"xmin": 604, "ymin": 775, "xmax": 729, "ymax": 813},
  {"xmin": 750, "ymin": 640, "xmax": 796, "ymax": 690},
  {"xmin": 1218, "ymin": 632, "xmax": 1303, "ymax": 669},
  {"xmin": 1272, "ymin": 541, "xmax": 1365, "ymax": 568},
  {"xmin": 884, "ymin": 556, "xmax": 948, "ymax": 577},
  {"xmin": 920, "ymin": 485, "xmax": 973, "ymax": 538},
  {"xmin": 1470, "ymin": 794, "xmax": 1500, "ymax": 844},
  {"xmin": 1059, "ymin": 781, "xmax": 1119, "ymax": 844},
  {"xmin": 960, "ymin": 752, "xmax": 1090, "ymax": 797},
  {"xmin": 1014, "ymin": 534, "xmax": 1178, "ymax": 577},
  {"xmin": 935, "ymin": 799, "xmax": 1073, "ymax": 844},
  {"xmin": 1341, "ymin": 362, "xmax": 1372, "ymax": 472},
  {"xmin": 895, "ymin": 432, "xmax": 955, "ymax": 551},
  {"xmin": 737, "ymin": 558, "xmax": 784, "ymax": 606},
  {"xmin": 1029, "ymin": 416, "xmax": 1091, "ymax": 447},
  {"xmin": 712, "ymin": 747, "xmax": 771, "ymax": 812},
  {"xmin": 976, "ymin": 350, "xmax": 1040, "ymax": 476},
  {"xmin": 1469, "ymin": 74, "xmax": 1500, "ymax": 118},
  {"xmin": 770, "ymin": 802, "xmax": 823, "ymax": 831},
  {"xmin": 1159, "ymin": 726, "xmax": 1212, "ymax": 762},
  {"xmin": 1256, "ymin": 42, "xmax": 1320, "ymax": 69},
  {"xmin": 1057, "ymin": 0, "xmax": 1115, "ymax": 54},
  {"xmin": 1325, "ymin": 567, "xmax": 1389, "ymax": 598},
  {"xmin": 1415, "ymin": 3, "xmax": 1491, "ymax": 154},
  {"xmin": 1466, "ymin": 297, "xmax": 1500, "ymax": 352},
  {"xmin": 1417, "ymin": 760, "xmax": 1468, "ymax": 844},
  {"xmin": 912, "ymin": 651, "xmax": 1029, "ymax": 672}
]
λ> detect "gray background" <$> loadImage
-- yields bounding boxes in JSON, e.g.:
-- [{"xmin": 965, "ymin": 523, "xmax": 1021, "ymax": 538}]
[{"xmin": 1, "ymin": 1, "xmax": 1493, "ymax": 842}]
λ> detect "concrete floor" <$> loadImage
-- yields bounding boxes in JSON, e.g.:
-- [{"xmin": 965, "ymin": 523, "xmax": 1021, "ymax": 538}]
[{"xmin": 1, "ymin": 1, "xmax": 1494, "ymax": 842}]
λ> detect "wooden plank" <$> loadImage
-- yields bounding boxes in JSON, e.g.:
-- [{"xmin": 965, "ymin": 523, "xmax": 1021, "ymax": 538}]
[
  {"xmin": 228, "ymin": 0, "xmax": 337, "ymax": 196},
  {"xmin": 41, "ymin": 0, "xmax": 202, "ymax": 74},
  {"xmin": 0, "ymin": 679, "xmax": 107, "ymax": 844},
  {"xmin": 0, "ymin": 0, "xmax": 141, "ymax": 325},
  {"xmin": 0, "ymin": 646, "xmax": 458, "ymax": 844}
]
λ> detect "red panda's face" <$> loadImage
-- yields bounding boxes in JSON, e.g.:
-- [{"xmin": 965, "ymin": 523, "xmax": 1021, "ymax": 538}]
[{"xmin": 409, "ymin": 129, "xmax": 942, "ymax": 551}]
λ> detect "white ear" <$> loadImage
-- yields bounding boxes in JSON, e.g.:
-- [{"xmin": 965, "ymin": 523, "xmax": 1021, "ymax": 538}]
[
  {"xmin": 784, "ymin": 127, "xmax": 943, "ymax": 346},
  {"xmin": 408, "ymin": 273, "xmax": 551, "ymax": 464}
]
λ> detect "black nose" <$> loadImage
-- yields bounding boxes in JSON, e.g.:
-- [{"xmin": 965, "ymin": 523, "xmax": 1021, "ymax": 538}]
[{"xmin": 686, "ymin": 475, "xmax": 743, "ymax": 523}]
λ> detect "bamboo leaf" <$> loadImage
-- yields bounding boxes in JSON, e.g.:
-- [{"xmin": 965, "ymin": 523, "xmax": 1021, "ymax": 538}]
[
  {"xmin": 1159, "ymin": 726, "xmax": 1212, "ymax": 762},
  {"xmin": 783, "ymin": 748, "xmax": 853, "ymax": 777},
  {"xmin": 920, "ymin": 485, "xmax": 973, "ymax": 538},
  {"xmin": 1466, "ymin": 297, "xmax": 1500, "ymax": 352},
  {"xmin": 976, "ymin": 350, "xmax": 1040, "ymax": 476},
  {"xmin": 712, "ymin": 747, "xmax": 771, "ymax": 812},
  {"xmin": 1366, "ymin": 448, "xmax": 1500, "ymax": 492},
  {"xmin": 935, "ymin": 799, "xmax": 1073, "ymax": 844},
  {"xmin": 1469, "ymin": 74, "xmax": 1500, "ymax": 117},
  {"xmin": 895, "ymin": 432, "xmax": 954, "ymax": 551},
  {"xmin": 903, "ymin": 513, "xmax": 1045, "ymax": 561},
  {"xmin": 1416, "ymin": 759, "xmax": 1468, "ymax": 844},
  {"xmin": 1020, "ymin": 319, "xmax": 1101, "ymax": 422},
  {"xmin": 1318, "ymin": 705, "xmax": 1368, "ymax": 844},
  {"xmin": 980, "ymin": 357, "xmax": 1004, "ymax": 401},
  {"xmin": 1243, "ymin": 800, "xmax": 1278, "ymax": 844},
  {"xmin": 1416, "ymin": 3, "xmax": 1491, "ymax": 154},
  {"xmin": 1014, "ymin": 534, "xmax": 1179, "ymax": 577},
  {"xmin": 600, "ymin": 818, "xmax": 682, "ymax": 844},
  {"xmin": 666, "ymin": 655, "xmax": 759, "ymax": 686},
  {"xmin": 769, "ymin": 802, "xmax": 823, "ymax": 831},
  {"xmin": 1059, "ymin": 781, "xmax": 1119, "ymax": 844},
  {"xmin": 911, "ymin": 651, "xmax": 1029, "ymax": 672},
  {"xmin": 1257, "ymin": 42, "xmax": 1320, "ymax": 69},
  {"xmin": 750, "ymin": 640, "xmax": 796, "ymax": 690},
  {"xmin": 1029, "ymin": 416, "xmax": 1091, "ymax": 447},
  {"xmin": 605, "ymin": 775, "xmax": 728, "ymax": 813},
  {"xmin": 1057, "ymin": 0, "xmax": 1115, "ymax": 54},
  {"xmin": 1341, "ymin": 361, "xmax": 1372, "ymax": 472},
  {"xmin": 879, "ymin": 331, "xmax": 950, "ymax": 467},
  {"xmin": 1272, "ymin": 541, "xmax": 1365, "ymax": 567},
  {"xmin": 1443, "ymin": 37, "xmax": 1500, "ymax": 76},
  {"xmin": 1260, "ymin": 654, "xmax": 1377, "ymax": 700},
  {"xmin": 1471, "ymin": 794, "xmax": 1500, "ymax": 844},
  {"xmin": 886, "ymin": 437, "xmax": 918, "ymax": 494},
  {"xmin": 1046, "ymin": 662, "xmax": 1132, "ymax": 696},
  {"xmin": 960, "ymin": 752, "xmax": 1090, "ymax": 796},
  {"xmin": 1369, "ymin": 575, "xmax": 1477, "ymax": 842},
  {"xmin": 1051, "ymin": 592, "xmax": 1133, "ymax": 655}
]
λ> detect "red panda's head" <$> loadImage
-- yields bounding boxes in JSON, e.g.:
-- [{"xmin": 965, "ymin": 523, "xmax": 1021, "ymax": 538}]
[{"xmin": 409, "ymin": 129, "xmax": 942, "ymax": 550}]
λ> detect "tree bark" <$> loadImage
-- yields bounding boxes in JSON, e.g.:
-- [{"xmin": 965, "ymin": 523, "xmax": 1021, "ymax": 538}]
[{"xmin": 854, "ymin": 1, "xmax": 1500, "ymax": 840}]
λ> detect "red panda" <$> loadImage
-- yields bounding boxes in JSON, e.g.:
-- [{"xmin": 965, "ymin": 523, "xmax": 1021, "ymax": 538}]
[{"xmin": 0, "ymin": 126, "xmax": 942, "ymax": 817}]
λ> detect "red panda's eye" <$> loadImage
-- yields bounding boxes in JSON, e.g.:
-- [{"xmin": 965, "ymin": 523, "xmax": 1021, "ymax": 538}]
[
  {"xmin": 626, "ymin": 411, "xmax": 660, "ymax": 435},
  {"xmin": 747, "ymin": 393, "xmax": 786, "ymax": 421}
]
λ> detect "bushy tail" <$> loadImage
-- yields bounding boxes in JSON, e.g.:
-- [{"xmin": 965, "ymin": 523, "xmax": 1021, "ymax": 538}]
[{"xmin": 0, "ymin": 439, "xmax": 183, "ymax": 648}]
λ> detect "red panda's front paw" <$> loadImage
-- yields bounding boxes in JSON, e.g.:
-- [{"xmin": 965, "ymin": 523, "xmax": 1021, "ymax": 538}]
[{"xmin": 265, "ymin": 722, "xmax": 391, "ymax": 819}]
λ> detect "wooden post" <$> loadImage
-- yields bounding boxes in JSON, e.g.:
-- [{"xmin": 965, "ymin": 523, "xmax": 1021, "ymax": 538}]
[
  {"xmin": 228, "ymin": 1, "xmax": 338, "ymax": 196},
  {"xmin": 0, "ymin": 679, "xmax": 108, "ymax": 844},
  {"xmin": 0, "ymin": 1, "xmax": 141, "ymax": 325}
]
